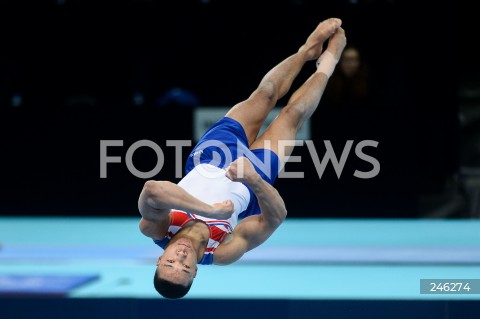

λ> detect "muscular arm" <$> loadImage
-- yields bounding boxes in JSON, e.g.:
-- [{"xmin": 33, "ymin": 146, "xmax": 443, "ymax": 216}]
[
  {"xmin": 138, "ymin": 180, "xmax": 234, "ymax": 239},
  {"xmin": 139, "ymin": 180, "xmax": 234, "ymax": 221},
  {"xmin": 139, "ymin": 181, "xmax": 210, "ymax": 218},
  {"xmin": 214, "ymin": 158, "xmax": 287, "ymax": 265},
  {"xmin": 247, "ymin": 177, "xmax": 287, "ymax": 238}
]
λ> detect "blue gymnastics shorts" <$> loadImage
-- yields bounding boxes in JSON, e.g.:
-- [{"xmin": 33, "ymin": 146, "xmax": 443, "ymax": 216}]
[{"xmin": 185, "ymin": 116, "xmax": 280, "ymax": 218}]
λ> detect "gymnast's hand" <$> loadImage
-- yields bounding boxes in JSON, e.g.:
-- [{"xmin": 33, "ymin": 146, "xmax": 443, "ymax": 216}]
[
  {"xmin": 210, "ymin": 200, "xmax": 234, "ymax": 220},
  {"xmin": 225, "ymin": 157, "xmax": 261, "ymax": 185}
]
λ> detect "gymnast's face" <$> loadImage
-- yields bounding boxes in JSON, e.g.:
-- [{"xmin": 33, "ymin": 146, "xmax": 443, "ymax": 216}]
[{"xmin": 157, "ymin": 239, "xmax": 198, "ymax": 285}]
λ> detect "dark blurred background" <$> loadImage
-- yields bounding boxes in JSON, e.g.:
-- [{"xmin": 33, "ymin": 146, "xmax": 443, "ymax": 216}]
[{"xmin": 0, "ymin": 0, "xmax": 474, "ymax": 219}]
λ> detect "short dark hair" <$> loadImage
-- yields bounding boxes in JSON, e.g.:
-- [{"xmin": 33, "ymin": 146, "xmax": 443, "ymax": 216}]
[{"xmin": 153, "ymin": 270, "xmax": 192, "ymax": 299}]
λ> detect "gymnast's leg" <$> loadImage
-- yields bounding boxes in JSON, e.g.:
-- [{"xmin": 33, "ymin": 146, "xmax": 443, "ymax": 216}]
[
  {"xmin": 225, "ymin": 18, "xmax": 342, "ymax": 146},
  {"xmin": 250, "ymin": 27, "xmax": 347, "ymax": 165}
]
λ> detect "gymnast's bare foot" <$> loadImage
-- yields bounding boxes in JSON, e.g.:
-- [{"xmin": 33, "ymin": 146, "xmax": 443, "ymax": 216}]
[
  {"xmin": 299, "ymin": 18, "xmax": 342, "ymax": 61},
  {"xmin": 325, "ymin": 27, "xmax": 347, "ymax": 60}
]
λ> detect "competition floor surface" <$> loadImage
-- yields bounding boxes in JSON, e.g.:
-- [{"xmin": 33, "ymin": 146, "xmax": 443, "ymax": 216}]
[{"xmin": 1, "ymin": 217, "xmax": 479, "ymax": 300}]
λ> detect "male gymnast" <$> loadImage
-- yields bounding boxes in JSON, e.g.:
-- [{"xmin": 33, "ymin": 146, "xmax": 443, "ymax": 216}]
[{"xmin": 138, "ymin": 17, "xmax": 347, "ymax": 299}]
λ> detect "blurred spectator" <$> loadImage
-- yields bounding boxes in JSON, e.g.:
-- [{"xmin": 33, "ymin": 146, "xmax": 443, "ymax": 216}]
[{"xmin": 324, "ymin": 45, "xmax": 378, "ymax": 110}]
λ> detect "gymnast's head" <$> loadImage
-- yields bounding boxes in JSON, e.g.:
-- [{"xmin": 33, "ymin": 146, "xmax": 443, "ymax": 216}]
[{"xmin": 153, "ymin": 238, "xmax": 198, "ymax": 299}]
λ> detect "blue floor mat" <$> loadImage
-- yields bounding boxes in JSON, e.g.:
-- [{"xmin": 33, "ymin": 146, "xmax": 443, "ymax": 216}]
[{"xmin": 0, "ymin": 274, "xmax": 99, "ymax": 296}]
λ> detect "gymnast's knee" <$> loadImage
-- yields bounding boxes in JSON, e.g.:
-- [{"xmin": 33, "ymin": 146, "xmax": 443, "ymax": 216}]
[
  {"xmin": 281, "ymin": 103, "xmax": 307, "ymax": 129},
  {"xmin": 254, "ymin": 81, "xmax": 277, "ymax": 103}
]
